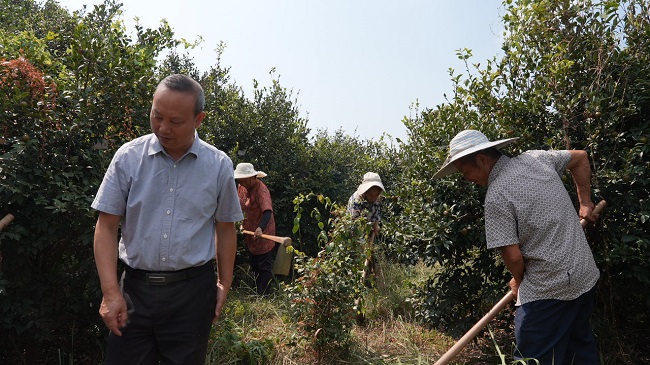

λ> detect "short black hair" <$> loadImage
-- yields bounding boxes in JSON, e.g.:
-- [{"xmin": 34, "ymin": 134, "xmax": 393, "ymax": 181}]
[
  {"xmin": 157, "ymin": 74, "xmax": 205, "ymax": 116},
  {"xmin": 457, "ymin": 147, "xmax": 502, "ymax": 166}
]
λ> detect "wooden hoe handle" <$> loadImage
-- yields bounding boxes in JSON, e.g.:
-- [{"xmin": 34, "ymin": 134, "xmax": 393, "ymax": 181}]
[
  {"xmin": 434, "ymin": 291, "xmax": 515, "ymax": 365},
  {"xmin": 434, "ymin": 200, "xmax": 607, "ymax": 365},
  {"xmin": 0, "ymin": 214, "xmax": 15, "ymax": 272},
  {"xmin": 242, "ymin": 230, "xmax": 292, "ymax": 247},
  {"xmin": 0, "ymin": 214, "xmax": 14, "ymax": 232}
]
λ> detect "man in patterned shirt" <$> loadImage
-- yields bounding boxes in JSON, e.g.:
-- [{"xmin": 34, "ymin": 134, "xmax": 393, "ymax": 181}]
[{"xmin": 433, "ymin": 129, "xmax": 600, "ymax": 365}]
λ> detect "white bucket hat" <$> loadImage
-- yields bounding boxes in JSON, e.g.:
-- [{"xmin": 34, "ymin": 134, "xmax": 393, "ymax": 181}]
[
  {"xmin": 356, "ymin": 172, "xmax": 385, "ymax": 196},
  {"xmin": 433, "ymin": 130, "xmax": 518, "ymax": 179},
  {"xmin": 234, "ymin": 163, "xmax": 267, "ymax": 179}
]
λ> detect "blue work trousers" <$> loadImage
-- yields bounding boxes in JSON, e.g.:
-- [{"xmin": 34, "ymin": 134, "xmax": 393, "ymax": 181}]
[{"xmin": 514, "ymin": 284, "xmax": 599, "ymax": 365}]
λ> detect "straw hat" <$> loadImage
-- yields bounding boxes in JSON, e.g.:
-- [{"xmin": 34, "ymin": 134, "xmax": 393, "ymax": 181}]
[
  {"xmin": 234, "ymin": 163, "xmax": 267, "ymax": 179},
  {"xmin": 433, "ymin": 130, "xmax": 518, "ymax": 179},
  {"xmin": 356, "ymin": 172, "xmax": 385, "ymax": 196}
]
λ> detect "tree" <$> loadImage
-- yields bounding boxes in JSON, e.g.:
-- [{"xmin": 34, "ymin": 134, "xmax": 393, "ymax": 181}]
[{"xmin": 0, "ymin": 0, "xmax": 180, "ymax": 361}]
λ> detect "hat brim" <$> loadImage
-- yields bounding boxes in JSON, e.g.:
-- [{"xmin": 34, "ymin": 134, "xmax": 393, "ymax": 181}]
[
  {"xmin": 234, "ymin": 171, "xmax": 267, "ymax": 179},
  {"xmin": 356, "ymin": 182, "xmax": 385, "ymax": 196},
  {"xmin": 432, "ymin": 137, "xmax": 518, "ymax": 179}
]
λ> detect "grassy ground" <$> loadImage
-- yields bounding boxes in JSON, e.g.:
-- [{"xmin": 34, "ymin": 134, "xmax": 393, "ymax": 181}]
[{"xmin": 207, "ymin": 260, "xmax": 514, "ymax": 364}]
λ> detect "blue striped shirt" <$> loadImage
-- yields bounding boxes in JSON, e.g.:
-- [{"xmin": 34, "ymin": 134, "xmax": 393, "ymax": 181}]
[{"xmin": 92, "ymin": 133, "xmax": 243, "ymax": 271}]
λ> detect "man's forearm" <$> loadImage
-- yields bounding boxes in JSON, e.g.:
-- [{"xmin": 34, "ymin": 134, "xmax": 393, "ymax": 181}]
[
  {"xmin": 215, "ymin": 221, "xmax": 237, "ymax": 290},
  {"xmin": 258, "ymin": 210, "xmax": 272, "ymax": 230},
  {"xmin": 566, "ymin": 150, "xmax": 593, "ymax": 205},
  {"xmin": 94, "ymin": 212, "xmax": 121, "ymax": 297},
  {"xmin": 501, "ymin": 244, "xmax": 525, "ymax": 284}
]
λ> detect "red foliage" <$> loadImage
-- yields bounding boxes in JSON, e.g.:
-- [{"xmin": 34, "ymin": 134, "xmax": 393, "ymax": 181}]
[
  {"xmin": 0, "ymin": 56, "xmax": 56, "ymax": 104},
  {"xmin": 0, "ymin": 56, "xmax": 59, "ymax": 158}
]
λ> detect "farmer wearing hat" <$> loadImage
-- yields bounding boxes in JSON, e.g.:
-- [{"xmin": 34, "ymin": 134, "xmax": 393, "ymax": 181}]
[
  {"xmin": 347, "ymin": 172, "xmax": 385, "ymax": 236},
  {"xmin": 434, "ymin": 130, "xmax": 600, "ymax": 365},
  {"xmin": 348, "ymin": 172, "xmax": 386, "ymax": 290},
  {"xmin": 234, "ymin": 163, "xmax": 278, "ymax": 295}
]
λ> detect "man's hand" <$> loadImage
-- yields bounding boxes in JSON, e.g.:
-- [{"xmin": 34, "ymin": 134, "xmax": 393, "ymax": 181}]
[
  {"xmin": 566, "ymin": 150, "xmax": 594, "ymax": 219},
  {"xmin": 579, "ymin": 201, "xmax": 597, "ymax": 224},
  {"xmin": 213, "ymin": 281, "xmax": 229, "ymax": 323},
  {"xmin": 254, "ymin": 227, "xmax": 263, "ymax": 238},
  {"xmin": 508, "ymin": 278, "xmax": 520, "ymax": 300},
  {"xmin": 94, "ymin": 212, "xmax": 124, "ymax": 335},
  {"xmin": 99, "ymin": 292, "xmax": 128, "ymax": 336}
]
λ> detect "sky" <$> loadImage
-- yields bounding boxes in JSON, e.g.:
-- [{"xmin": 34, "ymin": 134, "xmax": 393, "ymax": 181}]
[{"xmin": 56, "ymin": 0, "xmax": 506, "ymax": 142}]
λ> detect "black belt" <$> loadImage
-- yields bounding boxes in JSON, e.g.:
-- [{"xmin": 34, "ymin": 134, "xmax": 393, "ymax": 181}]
[{"xmin": 125, "ymin": 260, "xmax": 214, "ymax": 285}]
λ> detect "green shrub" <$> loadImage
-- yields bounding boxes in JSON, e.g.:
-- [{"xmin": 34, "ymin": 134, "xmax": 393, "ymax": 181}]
[
  {"xmin": 0, "ymin": 1, "xmax": 178, "ymax": 361},
  {"xmin": 285, "ymin": 194, "xmax": 369, "ymax": 360},
  {"xmin": 207, "ymin": 317, "xmax": 274, "ymax": 365}
]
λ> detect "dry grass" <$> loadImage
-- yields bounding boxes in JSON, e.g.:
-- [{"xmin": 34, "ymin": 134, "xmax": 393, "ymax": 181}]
[
  {"xmin": 213, "ymin": 256, "xmax": 644, "ymax": 364},
  {"xmin": 216, "ymin": 291, "xmax": 503, "ymax": 364},
  {"xmin": 351, "ymin": 319, "xmax": 457, "ymax": 364},
  {"xmin": 209, "ymin": 260, "xmax": 510, "ymax": 365}
]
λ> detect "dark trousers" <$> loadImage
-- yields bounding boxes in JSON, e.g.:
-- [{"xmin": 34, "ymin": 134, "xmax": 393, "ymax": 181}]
[
  {"xmin": 249, "ymin": 243, "xmax": 278, "ymax": 295},
  {"xmin": 105, "ymin": 263, "xmax": 216, "ymax": 365},
  {"xmin": 514, "ymin": 284, "xmax": 599, "ymax": 365}
]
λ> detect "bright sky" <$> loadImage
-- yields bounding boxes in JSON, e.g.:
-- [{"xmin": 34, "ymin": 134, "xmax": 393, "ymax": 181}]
[{"xmin": 56, "ymin": 0, "xmax": 505, "ymax": 142}]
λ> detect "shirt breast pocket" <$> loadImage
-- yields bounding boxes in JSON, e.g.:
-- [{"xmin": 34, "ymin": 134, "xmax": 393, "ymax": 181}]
[{"xmin": 176, "ymin": 183, "xmax": 218, "ymax": 221}]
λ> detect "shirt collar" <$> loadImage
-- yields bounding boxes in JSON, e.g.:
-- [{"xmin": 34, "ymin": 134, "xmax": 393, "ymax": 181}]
[
  {"xmin": 147, "ymin": 132, "xmax": 201, "ymax": 159},
  {"xmin": 488, "ymin": 155, "xmax": 510, "ymax": 186}
]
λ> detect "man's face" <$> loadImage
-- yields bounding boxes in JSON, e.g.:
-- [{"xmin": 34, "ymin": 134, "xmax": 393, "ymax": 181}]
[
  {"xmin": 452, "ymin": 156, "xmax": 490, "ymax": 187},
  {"xmin": 236, "ymin": 176, "xmax": 257, "ymax": 190},
  {"xmin": 364, "ymin": 186, "xmax": 383, "ymax": 203},
  {"xmin": 150, "ymin": 86, "xmax": 205, "ymax": 160}
]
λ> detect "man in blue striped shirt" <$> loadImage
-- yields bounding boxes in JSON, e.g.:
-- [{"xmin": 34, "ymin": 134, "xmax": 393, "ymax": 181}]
[{"xmin": 92, "ymin": 74, "xmax": 243, "ymax": 364}]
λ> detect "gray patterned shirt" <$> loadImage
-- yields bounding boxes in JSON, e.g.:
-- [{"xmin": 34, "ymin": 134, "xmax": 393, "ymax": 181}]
[{"xmin": 485, "ymin": 150, "xmax": 599, "ymax": 305}]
